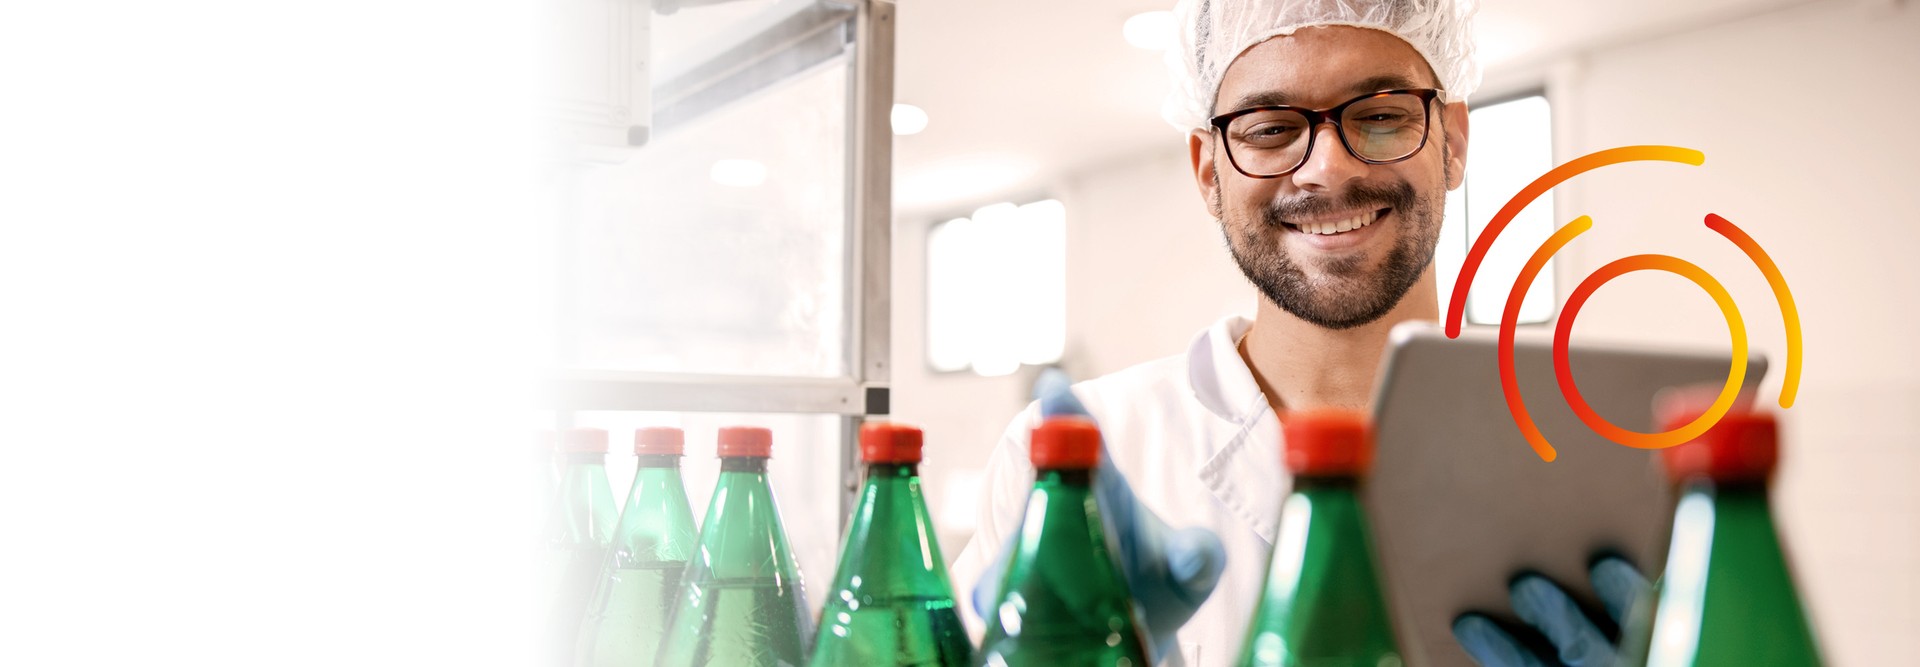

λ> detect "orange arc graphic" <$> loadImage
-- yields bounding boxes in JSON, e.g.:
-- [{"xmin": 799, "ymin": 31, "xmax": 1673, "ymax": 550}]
[
  {"xmin": 1497, "ymin": 219, "xmax": 1754, "ymax": 461},
  {"xmin": 1555, "ymin": 255, "xmax": 1748, "ymax": 449},
  {"xmin": 1496, "ymin": 216, "xmax": 1589, "ymax": 462},
  {"xmin": 1446, "ymin": 145, "xmax": 1705, "ymax": 338},
  {"xmin": 1452, "ymin": 146, "xmax": 1802, "ymax": 461},
  {"xmin": 1706, "ymin": 214, "xmax": 1803, "ymax": 408}
]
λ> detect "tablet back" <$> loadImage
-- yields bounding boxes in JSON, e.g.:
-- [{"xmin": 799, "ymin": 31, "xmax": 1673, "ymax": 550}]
[{"xmin": 1362, "ymin": 321, "xmax": 1766, "ymax": 666}]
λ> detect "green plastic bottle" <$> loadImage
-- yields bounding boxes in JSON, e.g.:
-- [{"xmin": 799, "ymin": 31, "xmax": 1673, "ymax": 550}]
[
  {"xmin": 544, "ymin": 428, "xmax": 619, "ymax": 667},
  {"xmin": 976, "ymin": 416, "xmax": 1149, "ymax": 666},
  {"xmin": 656, "ymin": 426, "xmax": 814, "ymax": 666},
  {"xmin": 1646, "ymin": 403, "xmax": 1821, "ymax": 667},
  {"xmin": 809, "ymin": 421, "xmax": 972, "ymax": 666},
  {"xmin": 1236, "ymin": 409, "xmax": 1401, "ymax": 667},
  {"xmin": 576, "ymin": 427, "xmax": 698, "ymax": 667}
]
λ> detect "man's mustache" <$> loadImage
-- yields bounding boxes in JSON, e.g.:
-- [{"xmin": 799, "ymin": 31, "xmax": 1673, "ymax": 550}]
[{"xmin": 1260, "ymin": 180, "xmax": 1417, "ymax": 227}]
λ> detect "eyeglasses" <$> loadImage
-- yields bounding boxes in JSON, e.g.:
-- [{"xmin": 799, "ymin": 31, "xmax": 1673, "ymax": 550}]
[{"xmin": 1208, "ymin": 88, "xmax": 1442, "ymax": 179}]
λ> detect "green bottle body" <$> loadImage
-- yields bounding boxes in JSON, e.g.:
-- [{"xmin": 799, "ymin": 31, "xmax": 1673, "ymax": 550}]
[
  {"xmin": 577, "ymin": 454, "xmax": 698, "ymax": 667},
  {"xmin": 656, "ymin": 456, "xmax": 814, "ymax": 666},
  {"xmin": 976, "ymin": 468, "xmax": 1148, "ymax": 666},
  {"xmin": 1236, "ymin": 477, "xmax": 1400, "ymax": 667},
  {"xmin": 808, "ymin": 463, "xmax": 973, "ymax": 666},
  {"xmin": 1647, "ymin": 482, "xmax": 1821, "ymax": 667},
  {"xmin": 544, "ymin": 452, "xmax": 618, "ymax": 667}
]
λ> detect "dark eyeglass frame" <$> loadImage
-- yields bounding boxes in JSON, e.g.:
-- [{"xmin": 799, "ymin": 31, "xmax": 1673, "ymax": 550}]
[{"xmin": 1208, "ymin": 88, "xmax": 1444, "ymax": 179}]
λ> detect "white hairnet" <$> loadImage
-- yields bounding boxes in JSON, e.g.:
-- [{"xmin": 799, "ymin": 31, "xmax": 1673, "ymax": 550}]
[{"xmin": 1163, "ymin": 0, "xmax": 1483, "ymax": 131}]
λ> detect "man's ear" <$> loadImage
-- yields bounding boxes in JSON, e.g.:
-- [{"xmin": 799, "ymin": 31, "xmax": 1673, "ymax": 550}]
[
  {"xmin": 1189, "ymin": 130, "xmax": 1223, "ymax": 218},
  {"xmin": 1442, "ymin": 101, "xmax": 1469, "ymax": 191}
]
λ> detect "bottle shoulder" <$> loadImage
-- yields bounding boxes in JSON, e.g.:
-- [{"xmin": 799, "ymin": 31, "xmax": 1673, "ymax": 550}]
[{"xmin": 979, "ymin": 474, "xmax": 1147, "ymax": 662}]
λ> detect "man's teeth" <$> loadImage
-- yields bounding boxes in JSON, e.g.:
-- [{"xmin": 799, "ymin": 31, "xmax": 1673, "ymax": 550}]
[{"xmin": 1292, "ymin": 212, "xmax": 1378, "ymax": 235}]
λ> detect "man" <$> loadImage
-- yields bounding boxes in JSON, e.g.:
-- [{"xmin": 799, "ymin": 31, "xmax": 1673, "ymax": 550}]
[{"xmin": 950, "ymin": 1, "xmax": 1642, "ymax": 665}]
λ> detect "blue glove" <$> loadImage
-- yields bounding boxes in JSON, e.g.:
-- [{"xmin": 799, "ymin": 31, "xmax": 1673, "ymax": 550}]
[
  {"xmin": 972, "ymin": 368, "xmax": 1227, "ymax": 662},
  {"xmin": 1452, "ymin": 556, "xmax": 1653, "ymax": 667}
]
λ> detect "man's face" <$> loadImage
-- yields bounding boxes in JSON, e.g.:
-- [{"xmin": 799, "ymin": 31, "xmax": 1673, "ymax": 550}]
[{"xmin": 1191, "ymin": 26, "xmax": 1469, "ymax": 330}]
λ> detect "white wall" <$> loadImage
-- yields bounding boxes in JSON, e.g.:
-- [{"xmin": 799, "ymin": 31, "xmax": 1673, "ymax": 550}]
[
  {"xmin": 1542, "ymin": 1, "xmax": 1920, "ymax": 663},
  {"xmin": 1058, "ymin": 147, "xmax": 1258, "ymax": 378},
  {"xmin": 893, "ymin": 0, "xmax": 1919, "ymax": 662}
]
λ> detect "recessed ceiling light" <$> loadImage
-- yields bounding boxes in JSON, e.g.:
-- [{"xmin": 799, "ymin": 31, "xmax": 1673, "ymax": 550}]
[
  {"xmin": 892, "ymin": 103, "xmax": 929, "ymax": 135},
  {"xmin": 1123, "ymin": 11, "xmax": 1173, "ymax": 51},
  {"xmin": 709, "ymin": 159, "xmax": 766, "ymax": 187}
]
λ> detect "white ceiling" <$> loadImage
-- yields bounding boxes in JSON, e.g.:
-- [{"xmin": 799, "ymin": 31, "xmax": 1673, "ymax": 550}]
[{"xmin": 890, "ymin": 0, "xmax": 1807, "ymax": 219}]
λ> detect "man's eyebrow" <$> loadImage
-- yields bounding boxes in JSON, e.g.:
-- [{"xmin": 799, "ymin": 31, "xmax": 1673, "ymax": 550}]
[
  {"xmin": 1224, "ymin": 90, "xmax": 1293, "ymax": 111},
  {"xmin": 1349, "ymin": 74, "xmax": 1424, "ymax": 95},
  {"xmin": 1218, "ymin": 73, "xmax": 1428, "ymax": 115}
]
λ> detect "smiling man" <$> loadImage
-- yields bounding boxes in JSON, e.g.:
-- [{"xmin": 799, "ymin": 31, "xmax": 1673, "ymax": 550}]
[
  {"xmin": 1198, "ymin": 25, "xmax": 1467, "ymax": 412},
  {"xmin": 950, "ymin": 1, "xmax": 1481, "ymax": 665}
]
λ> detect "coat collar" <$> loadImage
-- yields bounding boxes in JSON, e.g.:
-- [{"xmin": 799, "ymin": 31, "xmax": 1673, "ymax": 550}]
[{"xmin": 1187, "ymin": 315, "xmax": 1289, "ymax": 544}]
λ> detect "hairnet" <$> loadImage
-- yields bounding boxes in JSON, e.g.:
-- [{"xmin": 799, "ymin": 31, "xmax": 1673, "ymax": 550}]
[{"xmin": 1163, "ymin": 0, "xmax": 1483, "ymax": 132}]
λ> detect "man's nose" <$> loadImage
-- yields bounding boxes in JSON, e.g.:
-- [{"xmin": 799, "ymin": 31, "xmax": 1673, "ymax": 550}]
[{"xmin": 1290, "ymin": 124, "xmax": 1369, "ymax": 193}]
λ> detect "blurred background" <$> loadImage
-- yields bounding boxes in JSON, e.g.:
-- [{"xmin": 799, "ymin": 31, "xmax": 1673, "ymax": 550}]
[
  {"xmin": 895, "ymin": 3, "xmax": 1920, "ymax": 665},
  {"xmin": 2, "ymin": 0, "xmax": 1914, "ymax": 664}
]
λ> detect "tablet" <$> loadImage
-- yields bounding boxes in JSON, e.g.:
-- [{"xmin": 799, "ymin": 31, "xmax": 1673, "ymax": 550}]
[{"xmin": 1361, "ymin": 321, "xmax": 1767, "ymax": 666}]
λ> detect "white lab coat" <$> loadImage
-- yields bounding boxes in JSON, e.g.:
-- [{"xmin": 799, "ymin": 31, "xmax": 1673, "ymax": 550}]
[{"xmin": 950, "ymin": 315, "xmax": 1293, "ymax": 667}]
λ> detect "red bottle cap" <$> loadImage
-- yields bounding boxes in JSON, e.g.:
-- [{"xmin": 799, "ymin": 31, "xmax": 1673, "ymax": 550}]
[
  {"xmin": 1029, "ymin": 417, "xmax": 1101, "ymax": 470},
  {"xmin": 717, "ymin": 426, "xmax": 774, "ymax": 458},
  {"xmin": 1657, "ymin": 390, "xmax": 1776, "ymax": 483},
  {"xmin": 1281, "ymin": 409, "xmax": 1373, "ymax": 476},
  {"xmin": 860, "ymin": 421, "xmax": 923, "ymax": 464},
  {"xmin": 559, "ymin": 428, "xmax": 609, "ymax": 454},
  {"xmin": 634, "ymin": 427, "xmax": 685, "ymax": 456}
]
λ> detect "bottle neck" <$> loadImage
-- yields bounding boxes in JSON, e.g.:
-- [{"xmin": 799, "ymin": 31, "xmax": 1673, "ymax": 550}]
[
  {"xmin": 560, "ymin": 451, "xmax": 606, "ymax": 466},
  {"xmin": 1679, "ymin": 478, "xmax": 1767, "ymax": 497},
  {"xmin": 1290, "ymin": 474, "xmax": 1360, "ymax": 491},
  {"xmin": 864, "ymin": 462, "xmax": 920, "ymax": 480},
  {"xmin": 1035, "ymin": 467, "xmax": 1094, "ymax": 486},
  {"xmin": 559, "ymin": 452, "xmax": 609, "ymax": 485},
  {"xmin": 635, "ymin": 454, "xmax": 683, "ymax": 469},
  {"xmin": 720, "ymin": 456, "xmax": 770, "ymax": 473},
  {"xmin": 1675, "ymin": 478, "xmax": 1778, "ymax": 537}
]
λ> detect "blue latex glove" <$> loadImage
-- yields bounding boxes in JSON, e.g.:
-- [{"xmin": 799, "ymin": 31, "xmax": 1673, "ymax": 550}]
[
  {"xmin": 972, "ymin": 368, "xmax": 1227, "ymax": 662},
  {"xmin": 1452, "ymin": 557, "xmax": 1653, "ymax": 667}
]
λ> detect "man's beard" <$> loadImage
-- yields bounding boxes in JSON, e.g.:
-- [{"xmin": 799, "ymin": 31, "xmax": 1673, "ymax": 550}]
[{"xmin": 1219, "ymin": 174, "xmax": 1442, "ymax": 330}]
